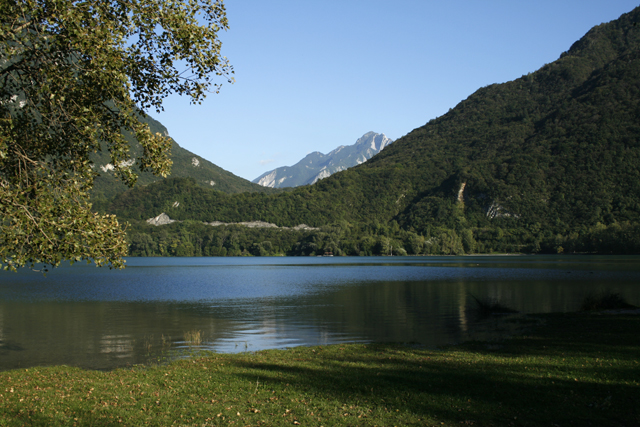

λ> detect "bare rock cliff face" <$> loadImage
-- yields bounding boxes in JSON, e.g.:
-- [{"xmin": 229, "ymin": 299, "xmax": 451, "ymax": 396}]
[{"xmin": 146, "ymin": 213, "xmax": 175, "ymax": 226}]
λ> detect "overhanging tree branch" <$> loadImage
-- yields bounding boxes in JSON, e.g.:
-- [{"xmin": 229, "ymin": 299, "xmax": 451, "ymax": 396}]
[{"xmin": 0, "ymin": 0, "xmax": 233, "ymax": 271}]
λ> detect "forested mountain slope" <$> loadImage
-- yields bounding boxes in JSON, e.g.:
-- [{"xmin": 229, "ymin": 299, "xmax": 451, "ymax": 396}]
[
  {"xmin": 91, "ymin": 114, "xmax": 272, "ymax": 207},
  {"xmin": 110, "ymin": 7, "xmax": 640, "ymax": 255}
]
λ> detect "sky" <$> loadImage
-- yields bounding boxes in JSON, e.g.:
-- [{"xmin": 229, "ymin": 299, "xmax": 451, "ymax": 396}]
[{"xmin": 153, "ymin": 1, "xmax": 640, "ymax": 182}]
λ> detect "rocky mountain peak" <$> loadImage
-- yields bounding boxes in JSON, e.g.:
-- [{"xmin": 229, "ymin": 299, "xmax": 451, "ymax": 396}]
[{"xmin": 253, "ymin": 132, "xmax": 393, "ymax": 188}]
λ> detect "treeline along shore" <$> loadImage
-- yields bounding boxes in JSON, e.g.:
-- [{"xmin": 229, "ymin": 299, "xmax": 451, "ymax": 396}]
[{"xmin": 123, "ymin": 186, "xmax": 640, "ymax": 257}]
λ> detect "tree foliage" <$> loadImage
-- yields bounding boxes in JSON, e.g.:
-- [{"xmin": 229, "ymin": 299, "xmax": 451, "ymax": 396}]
[{"xmin": 0, "ymin": 0, "xmax": 233, "ymax": 270}]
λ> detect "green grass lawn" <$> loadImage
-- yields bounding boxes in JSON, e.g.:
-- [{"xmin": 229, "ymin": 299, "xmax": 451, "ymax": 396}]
[{"xmin": 1, "ymin": 312, "xmax": 638, "ymax": 426}]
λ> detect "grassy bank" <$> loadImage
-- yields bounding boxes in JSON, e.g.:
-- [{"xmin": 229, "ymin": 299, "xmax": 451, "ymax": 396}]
[{"xmin": 1, "ymin": 313, "xmax": 639, "ymax": 426}]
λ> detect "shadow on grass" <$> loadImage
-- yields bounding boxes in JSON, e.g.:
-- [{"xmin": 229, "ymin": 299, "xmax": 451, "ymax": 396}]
[{"xmin": 228, "ymin": 313, "xmax": 640, "ymax": 426}]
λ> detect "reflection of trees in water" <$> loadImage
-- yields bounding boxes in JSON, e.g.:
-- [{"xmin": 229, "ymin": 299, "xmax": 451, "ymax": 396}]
[
  {"xmin": 293, "ymin": 277, "xmax": 640, "ymax": 347},
  {"xmin": 0, "ymin": 302, "xmax": 239, "ymax": 371},
  {"xmin": 295, "ymin": 281, "xmax": 469, "ymax": 346}
]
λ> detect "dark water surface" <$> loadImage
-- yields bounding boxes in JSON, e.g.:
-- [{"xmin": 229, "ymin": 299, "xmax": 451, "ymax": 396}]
[{"xmin": 1, "ymin": 255, "xmax": 639, "ymax": 371}]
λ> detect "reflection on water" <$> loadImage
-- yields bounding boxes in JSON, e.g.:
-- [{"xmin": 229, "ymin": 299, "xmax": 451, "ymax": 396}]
[
  {"xmin": 100, "ymin": 335, "xmax": 134, "ymax": 358},
  {"xmin": 0, "ymin": 255, "xmax": 639, "ymax": 371}
]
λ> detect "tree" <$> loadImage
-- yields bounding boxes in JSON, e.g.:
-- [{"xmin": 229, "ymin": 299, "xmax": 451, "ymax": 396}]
[{"xmin": 0, "ymin": 0, "xmax": 233, "ymax": 270}]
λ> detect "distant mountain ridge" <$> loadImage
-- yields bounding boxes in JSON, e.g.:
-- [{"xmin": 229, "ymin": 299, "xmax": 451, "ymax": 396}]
[{"xmin": 252, "ymin": 132, "xmax": 392, "ymax": 188}]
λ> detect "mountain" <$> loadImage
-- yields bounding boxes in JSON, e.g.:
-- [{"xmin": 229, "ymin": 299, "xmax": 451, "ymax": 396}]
[
  {"xmin": 252, "ymin": 132, "xmax": 392, "ymax": 188},
  {"xmin": 110, "ymin": 6, "xmax": 640, "ymax": 255},
  {"xmin": 90, "ymin": 114, "xmax": 272, "ymax": 206}
]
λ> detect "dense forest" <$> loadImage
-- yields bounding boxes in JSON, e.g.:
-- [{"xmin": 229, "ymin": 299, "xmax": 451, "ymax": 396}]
[{"xmin": 105, "ymin": 7, "xmax": 640, "ymax": 256}]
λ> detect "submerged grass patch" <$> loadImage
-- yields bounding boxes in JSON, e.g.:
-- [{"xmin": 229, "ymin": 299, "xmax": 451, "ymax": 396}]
[
  {"xmin": 1, "ymin": 313, "xmax": 639, "ymax": 426},
  {"xmin": 183, "ymin": 330, "xmax": 203, "ymax": 348}
]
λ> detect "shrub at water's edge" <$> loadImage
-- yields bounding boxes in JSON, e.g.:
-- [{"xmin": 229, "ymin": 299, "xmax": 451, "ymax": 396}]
[
  {"xmin": 468, "ymin": 293, "xmax": 519, "ymax": 318},
  {"xmin": 580, "ymin": 290, "xmax": 638, "ymax": 311}
]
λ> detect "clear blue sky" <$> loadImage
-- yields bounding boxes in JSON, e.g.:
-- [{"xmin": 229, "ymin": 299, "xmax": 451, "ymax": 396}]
[{"xmin": 153, "ymin": 1, "xmax": 639, "ymax": 182}]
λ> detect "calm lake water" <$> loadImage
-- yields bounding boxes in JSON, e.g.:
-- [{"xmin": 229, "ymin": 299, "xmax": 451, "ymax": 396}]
[{"xmin": 1, "ymin": 255, "xmax": 639, "ymax": 371}]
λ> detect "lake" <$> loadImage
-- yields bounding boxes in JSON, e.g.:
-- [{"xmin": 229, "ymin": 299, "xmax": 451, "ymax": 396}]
[{"xmin": 1, "ymin": 255, "xmax": 639, "ymax": 371}]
